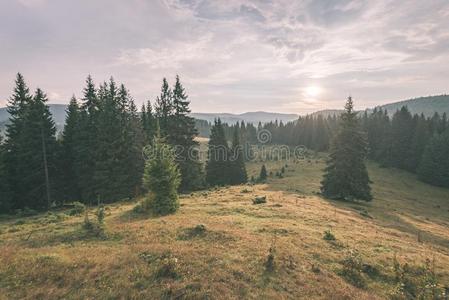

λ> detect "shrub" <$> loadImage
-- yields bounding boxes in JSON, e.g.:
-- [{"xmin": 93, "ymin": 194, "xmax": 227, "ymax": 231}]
[
  {"xmin": 265, "ymin": 237, "xmax": 277, "ymax": 273},
  {"xmin": 68, "ymin": 201, "xmax": 85, "ymax": 216},
  {"xmin": 323, "ymin": 230, "xmax": 336, "ymax": 241},
  {"xmin": 253, "ymin": 196, "xmax": 267, "ymax": 204},
  {"xmin": 192, "ymin": 224, "xmax": 206, "ymax": 234},
  {"xmin": 311, "ymin": 264, "xmax": 321, "ymax": 274},
  {"xmin": 340, "ymin": 249, "xmax": 365, "ymax": 288},
  {"xmin": 15, "ymin": 207, "xmax": 38, "ymax": 217},
  {"xmin": 132, "ymin": 202, "xmax": 146, "ymax": 214},
  {"xmin": 391, "ymin": 256, "xmax": 444, "ymax": 299},
  {"xmin": 265, "ymin": 248, "xmax": 275, "ymax": 272},
  {"xmin": 96, "ymin": 206, "xmax": 105, "ymax": 224},
  {"xmin": 83, "ymin": 210, "xmax": 105, "ymax": 237},
  {"xmin": 155, "ymin": 252, "xmax": 181, "ymax": 280}
]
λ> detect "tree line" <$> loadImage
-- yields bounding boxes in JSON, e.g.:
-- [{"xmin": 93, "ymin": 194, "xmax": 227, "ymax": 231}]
[
  {"xmin": 0, "ymin": 73, "xmax": 447, "ymax": 213},
  {"xmin": 220, "ymin": 106, "xmax": 448, "ymax": 189},
  {"xmin": 0, "ymin": 74, "xmax": 248, "ymax": 213}
]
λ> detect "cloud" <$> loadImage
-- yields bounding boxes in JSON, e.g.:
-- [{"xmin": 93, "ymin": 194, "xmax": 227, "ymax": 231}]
[
  {"xmin": 1, "ymin": 0, "xmax": 448, "ymax": 113},
  {"xmin": 17, "ymin": 0, "xmax": 46, "ymax": 8}
]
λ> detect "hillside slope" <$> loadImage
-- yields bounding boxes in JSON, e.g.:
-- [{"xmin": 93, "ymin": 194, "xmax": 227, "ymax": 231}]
[
  {"xmin": 376, "ymin": 95, "xmax": 449, "ymax": 117},
  {"xmin": 190, "ymin": 111, "xmax": 299, "ymax": 124},
  {"xmin": 1, "ymin": 158, "xmax": 448, "ymax": 299}
]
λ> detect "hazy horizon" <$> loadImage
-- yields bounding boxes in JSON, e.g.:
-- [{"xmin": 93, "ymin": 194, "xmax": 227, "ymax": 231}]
[{"xmin": 1, "ymin": 0, "xmax": 448, "ymax": 114}]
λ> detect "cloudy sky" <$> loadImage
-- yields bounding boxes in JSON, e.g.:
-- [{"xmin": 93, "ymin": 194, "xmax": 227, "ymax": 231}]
[{"xmin": 1, "ymin": 0, "xmax": 448, "ymax": 113}]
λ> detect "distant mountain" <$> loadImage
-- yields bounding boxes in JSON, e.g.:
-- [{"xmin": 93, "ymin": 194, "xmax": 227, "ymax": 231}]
[
  {"xmin": 0, "ymin": 104, "xmax": 67, "ymax": 133},
  {"xmin": 310, "ymin": 95, "xmax": 449, "ymax": 118},
  {"xmin": 310, "ymin": 109, "xmax": 344, "ymax": 118},
  {"xmin": 0, "ymin": 106, "xmax": 300, "ymax": 133},
  {"xmin": 189, "ymin": 111, "xmax": 300, "ymax": 124},
  {"xmin": 374, "ymin": 95, "xmax": 449, "ymax": 117},
  {"xmin": 0, "ymin": 95, "xmax": 448, "ymax": 133}
]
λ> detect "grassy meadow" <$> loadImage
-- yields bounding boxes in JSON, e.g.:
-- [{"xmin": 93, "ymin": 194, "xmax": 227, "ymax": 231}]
[{"xmin": 0, "ymin": 156, "xmax": 448, "ymax": 299}]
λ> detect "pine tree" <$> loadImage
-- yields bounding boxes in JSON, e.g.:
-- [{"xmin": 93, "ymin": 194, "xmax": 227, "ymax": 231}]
[
  {"xmin": 154, "ymin": 78, "xmax": 173, "ymax": 136},
  {"xmin": 408, "ymin": 114, "xmax": 430, "ymax": 171},
  {"xmin": 168, "ymin": 75, "xmax": 204, "ymax": 191},
  {"xmin": 206, "ymin": 119, "xmax": 231, "ymax": 186},
  {"xmin": 229, "ymin": 127, "xmax": 247, "ymax": 184},
  {"xmin": 142, "ymin": 127, "xmax": 181, "ymax": 215},
  {"xmin": 118, "ymin": 84, "xmax": 145, "ymax": 197},
  {"xmin": 16, "ymin": 88, "xmax": 57, "ymax": 210},
  {"xmin": 417, "ymin": 129, "xmax": 449, "ymax": 188},
  {"xmin": 76, "ymin": 76, "xmax": 100, "ymax": 202},
  {"xmin": 0, "ymin": 134, "xmax": 11, "ymax": 213},
  {"xmin": 145, "ymin": 100, "xmax": 156, "ymax": 141},
  {"xmin": 259, "ymin": 164, "xmax": 268, "ymax": 182},
  {"xmin": 321, "ymin": 97, "xmax": 372, "ymax": 201},
  {"xmin": 4, "ymin": 73, "xmax": 33, "ymax": 209},
  {"xmin": 366, "ymin": 108, "xmax": 390, "ymax": 161},
  {"xmin": 385, "ymin": 106, "xmax": 414, "ymax": 169},
  {"xmin": 59, "ymin": 96, "xmax": 81, "ymax": 202},
  {"xmin": 93, "ymin": 78, "xmax": 124, "ymax": 202}
]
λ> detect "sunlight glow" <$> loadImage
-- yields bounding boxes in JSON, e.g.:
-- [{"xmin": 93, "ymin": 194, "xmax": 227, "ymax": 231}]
[{"xmin": 305, "ymin": 86, "xmax": 322, "ymax": 97}]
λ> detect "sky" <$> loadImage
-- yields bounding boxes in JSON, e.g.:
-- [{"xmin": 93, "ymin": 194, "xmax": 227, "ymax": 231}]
[{"xmin": 0, "ymin": 0, "xmax": 448, "ymax": 114}]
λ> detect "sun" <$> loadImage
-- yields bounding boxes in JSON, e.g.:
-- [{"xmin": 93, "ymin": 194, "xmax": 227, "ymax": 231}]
[{"xmin": 305, "ymin": 86, "xmax": 322, "ymax": 97}]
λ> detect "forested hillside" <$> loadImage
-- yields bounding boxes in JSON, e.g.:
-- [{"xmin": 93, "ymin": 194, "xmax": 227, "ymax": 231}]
[{"xmin": 377, "ymin": 95, "xmax": 449, "ymax": 117}]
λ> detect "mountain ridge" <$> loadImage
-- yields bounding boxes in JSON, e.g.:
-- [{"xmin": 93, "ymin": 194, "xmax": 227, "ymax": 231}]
[{"xmin": 1, "ymin": 95, "xmax": 448, "ymax": 131}]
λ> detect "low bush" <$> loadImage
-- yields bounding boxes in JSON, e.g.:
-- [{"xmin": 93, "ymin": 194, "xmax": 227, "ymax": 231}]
[
  {"xmin": 253, "ymin": 196, "xmax": 267, "ymax": 204},
  {"xmin": 339, "ymin": 249, "xmax": 366, "ymax": 288},
  {"xmin": 323, "ymin": 230, "xmax": 336, "ymax": 241},
  {"xmin": 155, "ymin": 252, "xmax": 181, "ymax": 280},
  {"xmin": 67, "ymin": 202, "xmax": 85, "ymax": 216},
  {"xmin": 391, "ymin": 256, "xmax": 444, "ymax": 299}
]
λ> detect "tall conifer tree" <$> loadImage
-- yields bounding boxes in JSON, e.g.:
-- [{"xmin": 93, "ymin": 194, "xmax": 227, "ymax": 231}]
[
  {"xmin": 169, "ymin": 75, "xmax": 204, "ymax": 191},
  {"xmin": 0, "ymin": 134, "xmax": 11, "ymax": 213},
  {"xmin": 76, "ymin": 75, "xmax": 99, "ymax": 202},
  {"xmin": 206, "ymin": 119, "xmax": 231, "ymax": 186},
  {"xmin": 418, "ymin": 129, "xmax": 449, "ymax": 188},
  {"xmin": 154, "ymin": 78, "xmax": 173, "ymax": 136},
  {"xmin": 321, "ymin": 97, "xmax": 372, "ymax": 201},
  {"xmin": 60, "ymin": 96, "xmax": 81, "ymax": 202},
  {"xmin": 4, "ymin": 73, "xmax": 33, "ymax": 209},
  {"xmin": 229, "ymin": 126, "xmax": 247, "ymax": 184},
  {"xmin": 17, "ymin": 88, "xmax": 57, "ymax": 209}
]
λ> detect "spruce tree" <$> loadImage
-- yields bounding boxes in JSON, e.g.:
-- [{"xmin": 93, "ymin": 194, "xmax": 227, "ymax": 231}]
[
  {"xmin": 385, "ymin": 106, "xmax": 414, "ymax": 169},
  {"xmin": 142, "ymin": 127, "xmax": 181, "ymax": 215},
  {"xmin": 229, "ymin": 126, "xmax": 247, "ymax": 184},
  {"xmin": 76, "ymin": 76, "xmax": 99, "ymax": 202},
  {"xmin": 408, "ymin": 114, "xmax": 430, "ymax": 171},
  {"xmin": 60, "ymin": 96, "xmax": 81, "ymax": 202},
  {"xmin": 4, "ymin": 73, "xmax": 33, "ymax": 209},
  {"xmin": 168, "ymin": 75, "xmax": 204, "ymax": 191},
  {"xmin": 321, "ymin": 97, "xmax": 372, "ymax": 201},
  {"xmin": 259, "ymin": 164, "xmax": 268, "ymax": 182},
  {"xmin": 18, "ymin": 88, "xmax": 57, "ymax": 210},
  {"xmin": 145, "ymin": 100, "xmax": 156, "ymax": 142},
  {"xmin": 93, "ymin": 79, "xmax": 124, "ymax": 202},
  {"xmin": 154, "ymin": 78, "xmax": 173, "ymax": 136},
  {"xmin": 206, "ymin": 119, "xmax": 231, "ymax": 186},
  {"xmin": 118, "ymin": 84, "xmax": 145, "ymax": 197},
  {"xmin": 418, "ymin": 129, "xmax": 449, "ymax": 188},
  {"xmin": 0, "ymin": 134, "xmax": 11, "ymax": 213}
]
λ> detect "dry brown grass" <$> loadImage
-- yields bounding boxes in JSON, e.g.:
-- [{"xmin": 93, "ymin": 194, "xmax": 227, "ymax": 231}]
[{"xmin": 0, "ymin": 158, "xmax": 448, "ymax": 299}]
